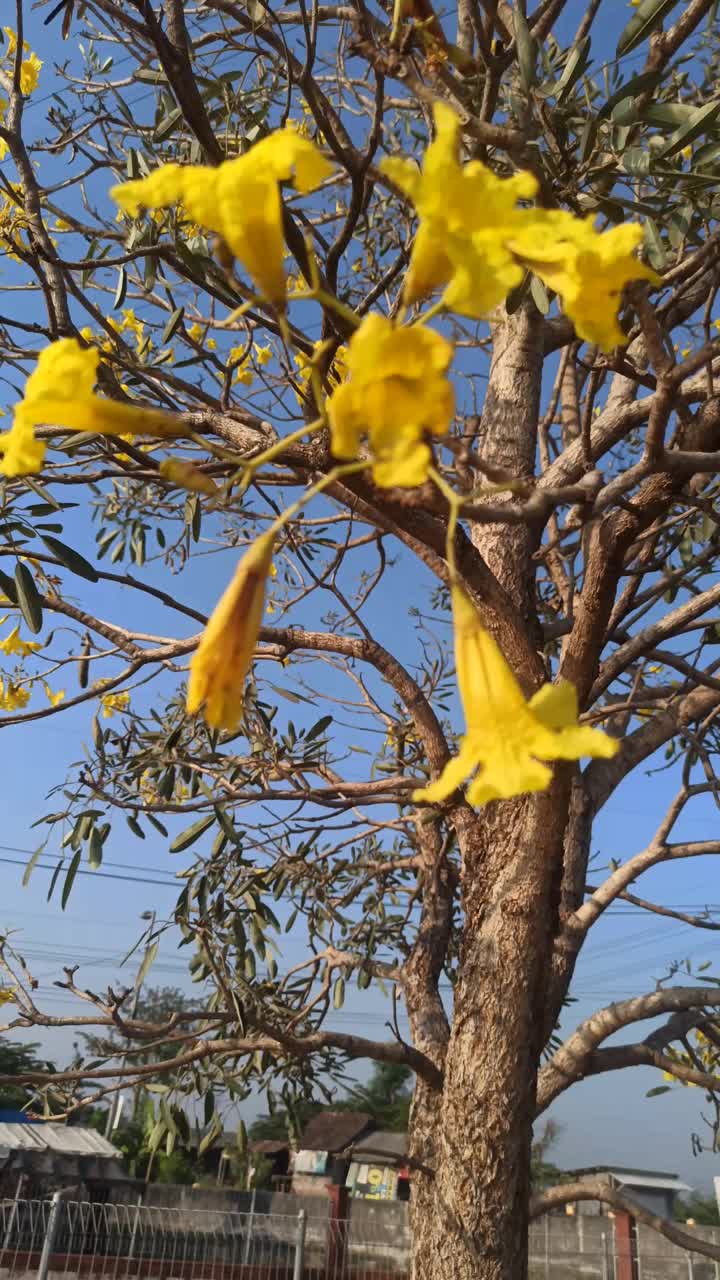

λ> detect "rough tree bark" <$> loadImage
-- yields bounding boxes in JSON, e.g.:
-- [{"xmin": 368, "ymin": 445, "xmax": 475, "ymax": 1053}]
[{"xmin": 406, "ymin": 305, "xmax": 571, "ymax": 1280}]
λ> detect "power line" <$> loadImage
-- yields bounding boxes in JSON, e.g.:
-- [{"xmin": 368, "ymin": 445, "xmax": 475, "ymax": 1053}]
[{"xmin": 0, "ymin": 860, "xmax": 176, "ymax": 890}]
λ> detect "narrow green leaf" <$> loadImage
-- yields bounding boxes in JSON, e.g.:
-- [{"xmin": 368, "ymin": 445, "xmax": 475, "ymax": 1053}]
[
  {"xmin": 136, "ymin": 939, "xmax": 158, "ymax": 988},
  {"xmin": 40, "ymin": 535, "xmax": 98, "ymax": 582},
  {"xmin": 646, "ymin": 1085, "xmax": 672, "ymax": 1097},
  {"xmin": 61, "ymin": 850, "xmax": 82, "ymax": 910},
  {"xmin": 88, "ymin": 828, "xmax": 103, "ymax": 870},
  {"xmin": 656, "ymin": 100, "xmax": 720, "ymax": 161},
  {"xmin": 22, "ymin": 845, "xmax": 45, "ymax": 887},
  {"xmin": 333, "ymin": 976, "xmax": 345, "ymax": 1009},
  {"xmin": 642, "ymin": 102, "xmax": 700, "ymax": 129},
  {"xmin": 146, "ymin": 813, "xmax": 169, "ymax": 837},
  {"xmin": 236, "ymin": 1119, "xmax": 247, "ymax": 1158},
  {"xmin": 169, "ymin": 813, "xmax": 215, "ymax": 853},
  {"xmin": 305, "ymin": 715, "xmax": 333, "ymax": 742},
  {"xmin": 530, "ymin": 275, "xmax": 550, "ymax": 315},
  {"xmin": 616, "ymin": 0, "xmax": 681, "ymax": 58},
  {"xmin": 126, "ymin": 815, "xmax": 145, "ymax": 839},
  {"xmin": 0, "ymin": 569, "xmax": 18, "ymax": 604},
  {"xmin": 513, "ymin": 8, "xmax": 537, "ymax": 92},
  {"xmin": 114, "ymin": 266, "xmax": 127, "ymax": 309},
  {"xmin": 597, "ymin": 70, "xmax": 663, "ymax": 121},
  {"xmin": 555, "ymin": 37, "xmax": 591, "ymax": 103},
  {"xmin": 161, "ymin": 306, "xmax": 184, "ymax": 344},
  {"xmin": 14, "ymin": 562, "xmax": 43, "ymax": 634},
  {"xmin": 47, "ymin": 857, "xmax": 64, "ymax": 903},
  {"xmin": 154, "ymin": 106, "xmax": 184, "ymax": 141}
]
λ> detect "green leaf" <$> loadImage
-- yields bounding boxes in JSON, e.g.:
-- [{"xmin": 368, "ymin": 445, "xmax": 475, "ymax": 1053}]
[
  {"xmin": 530, "ymin": 275, "xmax": 550, "ymax": 315},
  {"xmin": 0, "ymin": 569, "xmax": 18, "ymax": 604},
  {"xmin": 154, "ymin": 106, "xmax": 184, "ymax": 141},
  {"xmin": 236, "ymin": 1119, "xmax": 247, "ymax": 1158},
  {"xmin": 126, "ymin": 815, "xmax": 145, "ymax": 839},
  {"xmin": 136, "ymin": 939, "xmax": 158, "ymax": 988},
  {"xmin": 146, "ymin": 813, "xmax": 169, "ymax": 837},
  {"xmin": 22, "ymin": 845, "xmax": 45, "ymax": 887},
  {"xmin": 646, "ymin": 1085, "xmax": 672, "ymax": 1097},
  {"xmin": 555, "ymin": 37, "xmax": 591, "ymax": 103},
  {"xmin": 513, "ymin": 8, "xmax": 536, "ymax": 92},
  {"xmin": 88, "ymin": 827, "xmax": 103, "ymax": 870},
  {"xmin": 616, "ymin": 0, "xmax": 681, "ymax": 58},
  {"xmin": 642, "ymin": 103, "xmax": 700, "ymax": 129},
  {"xmin": 597, "ymin": 70, "xmax": 663, "ymax": 121},
  {"xmin": 161, "ymin": 306, "xmax": 184, "ymax": 345},
  {"xmin": 622, "ymin": 147, "xmax": 651, "ymax": 177},
  {"xmin": 169, "ymin": 813, "xmax": 215, "ymax": 853},
  {"xmin": 198, "ymin": 1113, "xmax": 223, "ymax": 1156},
  {"xmin": 655, "ymin": 100, "xmax": 720, "ymax": 161},
  {"xmin": 333, "ymin": 976, "xmax": 345, "ymax": 1009},
  {"xmin": 40, "ymin": 535, "xmax": 98, "ymax": 582},
  {"xmin": 14, "ymin": 562, "xmax": 43, "ymax": 634},
  {"xmin": 114, "ymin": 266, "xmax": 127, "ymax": 309},
  {"xmin": 61, "ymin": 850, "xmax": 82, "ymax": 910},
  {"xmin": 305, "ymin": 715, "xmax": 333, "ymax": 742},
  {"xmin": 643, "ymin": 218, "xmax": 667, "ymax": 270}
]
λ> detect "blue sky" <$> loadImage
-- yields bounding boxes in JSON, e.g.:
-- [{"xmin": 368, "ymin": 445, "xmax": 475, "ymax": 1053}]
[{"xmin": 2, "ymin": 0, "xmax": 720, "ymax": 1193}]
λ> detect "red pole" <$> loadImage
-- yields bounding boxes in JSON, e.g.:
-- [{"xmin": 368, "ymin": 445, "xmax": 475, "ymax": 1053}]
[
  {"xmin": 326, "ymin": 1185, "xmax": 350, "ymax": 1280},
  {"xmin": 614, "ymin": 1210, "xmax": 638, "ymax": 1280}
]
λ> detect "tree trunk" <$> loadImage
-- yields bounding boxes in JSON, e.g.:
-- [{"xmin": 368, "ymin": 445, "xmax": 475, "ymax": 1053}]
[
  {"xmin": 408, "ymin": 304, "xmax": 570, "ymax": 1280},
  {"xmin": 409, "ymin": 787, "xmax": 569, "ymax": 1280}
]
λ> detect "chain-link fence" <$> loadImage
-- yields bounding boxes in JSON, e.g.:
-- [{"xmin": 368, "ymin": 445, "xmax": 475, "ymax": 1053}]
[
  {"xmin": 0, "ymin": 1197, "xmax": 409, "ymax": 1280},
  {"xmin": 3, "ymin": 1198, "xmax": 720, "ymax": 1280}
]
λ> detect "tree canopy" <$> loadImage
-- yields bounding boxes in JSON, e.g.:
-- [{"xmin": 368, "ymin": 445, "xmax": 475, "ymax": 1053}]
[{"xmin": 2, "ymin": 1, "xmax": 720, "ymax": 1277}]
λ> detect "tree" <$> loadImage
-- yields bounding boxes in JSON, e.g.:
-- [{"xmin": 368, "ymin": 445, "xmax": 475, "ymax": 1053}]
[
  {"xmin": 3, "ymin": 2, "xmax": 720, "ymax": 1279},
  {"xmin": 674, "ymin": 1193, "xmax": 720, "ymax": 1227},
  {"xmin": 250, "ymin": 1063, "xmax": 413, "ymax": 1141},
  {"xmin": 0, "ymin": 1039, "xmax": 55, "ymax": 1112}
]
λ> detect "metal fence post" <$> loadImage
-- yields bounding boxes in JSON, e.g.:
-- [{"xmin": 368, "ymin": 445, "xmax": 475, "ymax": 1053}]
[
  {"xmin": 36, "ymin": 1192, "xmax": 63, "ymax": 1280},
  {"xmin": 544, "ymin": 1213, "xmax": 551, "ymax": 1280},
  {"xmin": 293, "ymin": 1210, "xmax": 307, "ymax": 1280},
  {"xmin": 687, "ymin": 1249, "xmax": 695, "ymax": 1280},
  {"xmin": 601, "ymin": 1231, "xmax": 609, "ymax": 1280},
  {"xmin": 242, "ymin": 1186, "xmax": 257, "ymax": 1267},
  {"xmin": 3, "ymin": 1174, "xmax": 25, "ymax": 1252}
]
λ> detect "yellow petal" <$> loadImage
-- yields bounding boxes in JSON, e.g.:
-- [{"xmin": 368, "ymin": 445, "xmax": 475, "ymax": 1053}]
[
  {"xmin": 187, "ymin": 531, "xmax": 276, "ymax": 731},
  {"xmin": 159, "ymin": 457, "xmax": 217, "ymax": 496}
]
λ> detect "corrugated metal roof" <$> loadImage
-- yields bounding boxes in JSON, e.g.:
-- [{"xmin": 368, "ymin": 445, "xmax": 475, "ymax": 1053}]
[
  {"xmin": 0, "ymin": 1123, "xmax": 121, "ymax": 1158},
  {"xmin": 615, "ymin": 1173, "xmax": 692, "ymax": 1193},
  {"xmin": 351, "ymin": 1131, "xmax": 408, "ymax": 1160}
]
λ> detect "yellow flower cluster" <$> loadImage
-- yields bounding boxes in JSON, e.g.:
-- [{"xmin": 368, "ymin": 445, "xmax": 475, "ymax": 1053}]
[
  {"xmin": 327, "ymin": 316, "xmax": 453, "ymax": 487},
  {"xmin": 294, "ymin": 342, "xmax": 348, "ymax": 404},
  {"xmin": 0, "ymin": 183, "xmax": 29, "ymax": 261},
  {"xmin": 414, "ymin": 586, "xmax": 617, "ymax": 806},
  {"xmin": 0, "ymin": 625, "xmax": 40, "ymax": 657},
  {"xmin": 0, "ymin": 338, "xmax": 186, "ymax": 477},
  {"xmin": 0, "ymin": 677, "xmax": 29, "ymax": 711},
  {"xmin": 0, "ymin": 30, "xmax": 42, "ymax": 159},
  {"xmin": 382, "ymin": 102, "xmax": 658, "ymax": 351},
  {"xmin": 187, "ymin": 531, "xmax": 276, "ymax": 731},
  {"xmin": 187, "ymin": 322, "xmax": 217, "ymax": 350},
  {"xmin": 101, "ymin": 690, "xmax": 130, "ymax": 718},
  {"xmin": 111, "ymin": 130, "xmax": 334, "ymax": 304},
  {"xmin": 226, "ymin": 341, "xmax": 273, "ymax": 386}
]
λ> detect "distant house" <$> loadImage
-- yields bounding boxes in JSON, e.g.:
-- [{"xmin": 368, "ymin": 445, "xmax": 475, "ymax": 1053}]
[
  {"xmin": 291, "ymin": 1111, "xmax": 373, "ymax": 1195},
  {"xmin": 571, "ymin": 1166, "xmax": 692, "ymax": 1219},
  {"xmin": 0, "ymin": 1120, "xmax": 125, "ymax": 1197},
  {"xmin": 346, "ymin": 1130, "xmax": 410, "ymax": 1202}
]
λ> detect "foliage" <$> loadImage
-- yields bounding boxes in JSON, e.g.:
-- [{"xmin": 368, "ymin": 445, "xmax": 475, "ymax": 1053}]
[
  {"xmin": 0, "ymin": 1038, "xmax": 55, "ymax": 1113},
  {"xmin": 674, "ymin": 1193, "xmax": 720, "ymax": 1226},
  {"xmin": 0, "ymin": 0, "xmax": 720, "ymax": 1271}
]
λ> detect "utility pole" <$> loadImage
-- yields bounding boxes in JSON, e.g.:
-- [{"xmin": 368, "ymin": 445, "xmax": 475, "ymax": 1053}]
[{"xmin": 105, "ymin": 910, "xmax": 157, "ymax": 1138}]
